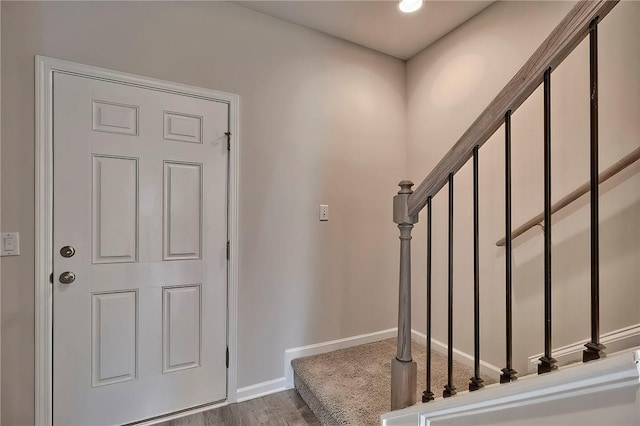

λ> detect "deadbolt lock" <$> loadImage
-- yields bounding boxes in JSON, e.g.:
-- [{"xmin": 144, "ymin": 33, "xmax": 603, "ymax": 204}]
[
  {"xmin": 60, "ymin": 245, "xmax": 76, "ymax": 258},
  {"xmin": 59, "ymin": 271, "xmax": 76, "ymax": 285}
]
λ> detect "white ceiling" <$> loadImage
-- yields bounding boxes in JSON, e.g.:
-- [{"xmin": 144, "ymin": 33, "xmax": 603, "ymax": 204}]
[{"xmin": 235, "ymin": 1, "xmax": 495, "ymax": 60}]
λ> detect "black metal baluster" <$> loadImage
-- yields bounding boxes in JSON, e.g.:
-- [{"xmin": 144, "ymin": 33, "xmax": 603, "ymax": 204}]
[
  {"xmin": 500, "ymin": 111, "xmax": 518, "ymax": 384},
  {"xmin": 422, "ymin": 197, "xmax": 435, "ymax": 402},
  {"xmin": 539, "ymin": 68, "xmax": 558, "ymax": 374},
  {"xmin": 469, "ymin": 146, "xmax": 484, "ymax": 392},
  {"xmin": 443, "ymin": 173, "xmax": 457, "ymax": 398},
  {"xmin": 584, "ymin": 18, "xmax": 606, "ymax": 363}
]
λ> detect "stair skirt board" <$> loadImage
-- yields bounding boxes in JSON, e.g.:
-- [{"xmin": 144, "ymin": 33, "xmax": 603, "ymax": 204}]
[
  {"xmin": 284, "ymin": 328, "xmax": 502, "ymax": 389},
  {"xmin": 527, "ymin": 323, "xmax": 640, "ymax": 373},
  {"xmin": 238, "ymin": 327, "xmax": 503, "ymax": 406},
  {"xmin": 411, "ymin": 330, "xmax": 502, "ymax": 382}
]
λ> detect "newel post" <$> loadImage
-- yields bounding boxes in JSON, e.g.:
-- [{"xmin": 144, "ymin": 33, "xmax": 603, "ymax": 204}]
[{"xmin": 391, "ymin": 180, "xmax": 418, "ymax": 410}]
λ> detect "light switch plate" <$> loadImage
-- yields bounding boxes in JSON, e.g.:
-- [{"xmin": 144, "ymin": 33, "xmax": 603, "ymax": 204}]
[
  {"xmin": 1, "ymin": 232, "xmax": 20, "ymax": 256},
  {"xmin": 319, "ymin": 205, "xmax": 329, "ymax": 221}
]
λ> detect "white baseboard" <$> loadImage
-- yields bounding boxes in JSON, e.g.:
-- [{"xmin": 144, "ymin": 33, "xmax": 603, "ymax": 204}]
[
  {"xmin": 527, "ymin": 323, "xmax": 640, "ymax": 373},
  {"xmin": 235, "ymin": 328, "xmax": 396, "ymax": 403},
  {"xmin": 411, "ymin": 329, "xmax": 502, "ymax": 381},
  {"xmin": 242, "ymin": 326, "xmax": 504, "ymax": 404},
  {"xmin": 284, "ymin": 327, "xmax": 398, "ymax": 388},
  {"xmin": 236, "ymin": 377, "xmax": 288, "ymax": 403},
  {"xmin": 236, "ymin": 324, "xmax": 639, "ymax": 405}
]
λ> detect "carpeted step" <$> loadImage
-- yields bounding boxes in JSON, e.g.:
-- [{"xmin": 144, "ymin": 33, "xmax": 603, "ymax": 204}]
[
  {"xmin": 291, "ymin": 338, "xmax": 495, "ymax": 425},
  {"xmin": 294, "ymin": 370, "xmax": 341, "ymax": 426}
]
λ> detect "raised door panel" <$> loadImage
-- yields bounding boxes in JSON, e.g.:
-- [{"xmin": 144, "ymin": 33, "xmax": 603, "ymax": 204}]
[
  {"xmin": 92, "ymin": 155, "xmax": 138, "ymax": 263},
  {"xmin": 163, "ymin": 285, "xmax": 202, "ymax": 373},
  {"xmin": 163, "ymin": 162, "xmax": 202, "ymax": 260},
  {"xmin": 164, "ymin": 111, "xmax": 203, "ymax": 144},
  {"xmin": 92, "ymin": 100, "xmax": 139, "ymax": 136},
  {"xmin": 92, "ymin": 291, "xmax": 138, "ymax": 387}
]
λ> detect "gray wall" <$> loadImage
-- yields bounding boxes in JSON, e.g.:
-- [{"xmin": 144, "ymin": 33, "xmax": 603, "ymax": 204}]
[
  {"xmin": 406, "ymin": 1, "xmax": 640, "ymax": 375},
  {"xmin": 0, "ymin": 2, "xmax": 406, "ymax": 424}
]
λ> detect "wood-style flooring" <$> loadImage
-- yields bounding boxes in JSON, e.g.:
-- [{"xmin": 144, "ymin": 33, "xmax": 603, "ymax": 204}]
[{"xmin": 156, "ymin": 390, "xmax": 321, "ymax": 426}]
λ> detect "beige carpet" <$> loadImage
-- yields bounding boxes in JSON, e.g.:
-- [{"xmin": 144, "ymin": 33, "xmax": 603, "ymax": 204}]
[{"xmin": 292, "ymin": 338, "xmax": 496, "ymax": 426}]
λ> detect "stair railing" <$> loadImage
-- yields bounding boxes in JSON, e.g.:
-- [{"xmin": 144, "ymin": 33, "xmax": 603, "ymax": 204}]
[
  {"xmin": 391, "ymin": 0, "xmax": 620, "ymax": 410},
  {"xmin": 495, "ymin": 146, "xmax": 640, "ymax": 247}
]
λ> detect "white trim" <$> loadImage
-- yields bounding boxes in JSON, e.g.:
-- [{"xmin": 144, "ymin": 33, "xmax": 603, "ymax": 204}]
[
  {"xmin": 34, "ymin": 56, "xmax": 240, "ymax": 425},
  {"xmin": 226, "ymin": 64, "xmax": 240, "ymax": 405},
  {"xmin": 232, "ymin": 327, "xmax": 398, "ymax": 403},
  {"xmin": 281, "ymin": 327, "xmax": 502, "ymax": 392},
  {"xmin": 35, "ymin": 55, "xmax": 54, "ymax": 426},
  {"xmin": 236, "ymin": 377, "xmax": 288, "ymax": 402},
  {"xmin": 411, "ymin": 329, "xmax": 502, "ymax": 381},
  {"xmin": 284, "ymin": 328, "xmax": 398, "ymax": 388},
  {"xmin": 0, "ymin": 5, "xmax": 3, "ymax": 420},
  {"xmin": 527, "ymin": 323, "xmax": 640, "ymax": 373},
  {"xmin": 382, "ymin": 349, "xmax": 640, "ymax": 426}
]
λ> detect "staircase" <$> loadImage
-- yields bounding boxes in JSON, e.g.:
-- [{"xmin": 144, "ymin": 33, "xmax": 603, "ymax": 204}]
[{"xmin": 292, "ymin": 1, "xmax": 640, "ymax": 424}]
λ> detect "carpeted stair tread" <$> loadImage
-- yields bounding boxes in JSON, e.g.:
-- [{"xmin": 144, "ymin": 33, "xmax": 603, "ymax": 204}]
[
  {"xmin": 291, "ymin": 338, "xmax": 495, "ymax": 426},
  {"xmin": 294, "ymin": 373, "xmax": 341, "ymax": 426}
]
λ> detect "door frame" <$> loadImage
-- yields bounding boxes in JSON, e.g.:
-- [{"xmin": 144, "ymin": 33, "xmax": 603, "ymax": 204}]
[{"xmin": 35, "ymin": 56, "xmax": 240, "ymax": 425}]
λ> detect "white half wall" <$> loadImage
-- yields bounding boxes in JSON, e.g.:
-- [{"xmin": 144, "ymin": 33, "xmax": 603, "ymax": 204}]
[{"xmin": 382, "ymin": 349, "xmax": 640, "ymax": 426}]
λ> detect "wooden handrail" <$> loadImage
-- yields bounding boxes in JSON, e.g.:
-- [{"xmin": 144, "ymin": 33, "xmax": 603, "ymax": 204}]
[
  {"xmin": 496, "ymin": 146, "xmax": 640, "ymax": 246},
  {"xmin": 407, "ymin": 0, "xmax": 619, "ymax": 218}
]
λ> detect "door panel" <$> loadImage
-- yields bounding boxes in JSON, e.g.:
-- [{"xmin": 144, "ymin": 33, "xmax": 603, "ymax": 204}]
[
  {"xmin": 163, "ymin": 111, "xmax": 203, "ymax": 144},
  {"xmin": 163, "ymin": 284, "xmax": 202, "ymax": 373},
  {"xmin": 92, "ymin": 100, "xmax": 139, "ymax": 136},
  {"xmin": 163, "ymin": 162, "xmax": 202, "ymax": 260},
  {"xmin": 92, "ymin": 155, "xmax": 139, "ymax": 263},
  {"xmin": 91, "ymin": 291, "xmax": 138, "ymax": 387},
  {"xmin": 53, "ymin": 72, "xmax": 229, "ymax": 425}
]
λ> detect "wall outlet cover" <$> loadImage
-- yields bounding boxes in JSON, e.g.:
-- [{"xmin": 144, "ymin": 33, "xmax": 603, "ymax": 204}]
[{"xmin": 319, "ymin": 204, "xmax": 329, "ymax": 221}]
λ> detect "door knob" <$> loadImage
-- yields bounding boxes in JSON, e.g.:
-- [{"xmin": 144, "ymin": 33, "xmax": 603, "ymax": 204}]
[
  {"xmin": 60, "ymin": 245, "xmax": 76, "ymax": 258},
  {"xmin": 59, "ymin": 271, "xmax": 76, "ymax": 284}
]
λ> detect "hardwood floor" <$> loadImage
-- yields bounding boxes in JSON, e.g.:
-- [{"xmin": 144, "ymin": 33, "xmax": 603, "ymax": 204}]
[{"xmin": 156, "ymin": 390, "xmax": 321, "ymax": 426}]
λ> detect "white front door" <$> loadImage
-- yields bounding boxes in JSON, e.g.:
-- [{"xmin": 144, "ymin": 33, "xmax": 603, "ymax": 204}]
[{"xmin": 52, "ymin": 72, "xmax": 229, "ymax": 425}]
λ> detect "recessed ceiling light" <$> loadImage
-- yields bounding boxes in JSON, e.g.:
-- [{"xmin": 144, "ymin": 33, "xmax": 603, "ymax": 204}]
[{"xmin": 398, "ymin": 0, "xmax": 423, "ymax": 14}]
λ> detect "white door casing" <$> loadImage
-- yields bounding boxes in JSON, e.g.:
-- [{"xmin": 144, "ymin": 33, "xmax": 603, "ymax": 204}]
[{"xmin": 35, "ymin": 57, "xmax": 239, "ymax": 426}]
